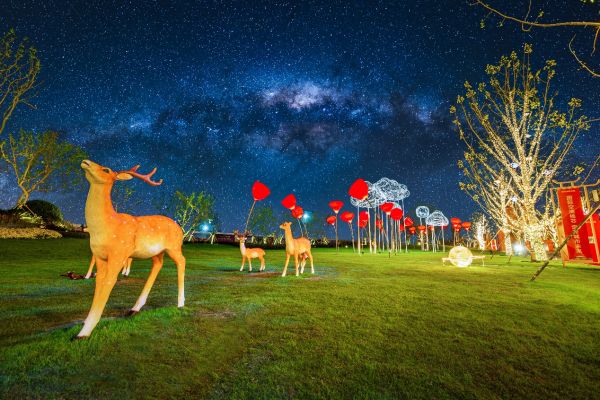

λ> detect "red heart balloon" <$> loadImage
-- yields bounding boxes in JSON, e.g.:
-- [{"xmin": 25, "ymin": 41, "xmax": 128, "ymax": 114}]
[
  {"xmin": 340, "ymin": 211, "xmax": 354, "ymax": 223},
  {"xmin": 281, "ymin": 194, "xmax": 297, "ymax": 210},
  {"xmin": 329, "ymin": 200, "xmax": 344, "ymax": 214},
  {"xmin": 348, "ymin": 178, "xmax": 369, "ymax": 201},
  {"xmin": 390, "ymin": 208, "xmax": 403, "ymax": 221},
  {"xmin": 252, "ymin": 181, "xmax": 270, "ymax": 201},
  {"xmin": 291, "ymin": 206, "xmax": 304, "ymax": 219},
  {"xmin": 379, "ymin": 202, "xmax": 394, "ymax": 214}
]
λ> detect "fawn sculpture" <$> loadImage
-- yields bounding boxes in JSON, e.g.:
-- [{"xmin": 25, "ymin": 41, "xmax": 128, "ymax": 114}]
[
  {"xmin": 76, "ymin": 160, "xmax": 185, "ymax": 338},
  {"xmin": 235, "ymin": 231, "xmax": 266, "ymax": 272},
  {"xmin": 279, "ymin": 221, "xmax": 314, "ymax": 277}
]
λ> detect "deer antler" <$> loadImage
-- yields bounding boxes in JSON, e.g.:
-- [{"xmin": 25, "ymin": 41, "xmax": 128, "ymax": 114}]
[{"xmin": 120, "ymin": 165, "xmax": 163, "ymax": 186}]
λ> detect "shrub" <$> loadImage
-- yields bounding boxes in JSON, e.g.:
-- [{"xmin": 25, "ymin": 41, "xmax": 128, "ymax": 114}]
[
  {"xmin": 0, "ymin": 227, "xmax": 62, "ymax": 239},
  {"xmin": 24, "ymin": 200, "xmax": 63, "ymax": 224}
]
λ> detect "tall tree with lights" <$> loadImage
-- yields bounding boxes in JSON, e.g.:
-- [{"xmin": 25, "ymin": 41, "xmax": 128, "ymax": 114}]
[{"xmin": 451, "ymin": 45, "xmax": 590, "ymax": 261}]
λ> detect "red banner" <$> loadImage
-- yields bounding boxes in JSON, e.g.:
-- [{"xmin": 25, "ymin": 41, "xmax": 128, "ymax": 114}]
[{"xmin": 557, "ymin": 187, "xmax": 591, "ymax": 259}]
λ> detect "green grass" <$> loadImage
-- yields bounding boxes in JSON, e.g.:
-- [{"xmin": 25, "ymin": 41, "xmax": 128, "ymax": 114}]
[{"xmin": 0, "ymin": 239, "xmax": 599, "ymax": 399}]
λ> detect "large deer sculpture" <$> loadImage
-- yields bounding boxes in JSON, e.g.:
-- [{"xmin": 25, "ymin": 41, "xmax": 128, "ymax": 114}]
[
  {"xmin": 234, "ymin": 231, "xmax": 266, "ymax": 272},
  {"xmin": 279, "ymin": 221, "xmax": 314, "ymax": 277},
  {"xmin": 76, "ymin": 160, "xmax": 185, "ymax": 338}
]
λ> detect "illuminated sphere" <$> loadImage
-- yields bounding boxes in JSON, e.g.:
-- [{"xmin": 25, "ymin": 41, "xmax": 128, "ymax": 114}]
[{"xmin": 447, "ymin": 246, "xmax": 473, "ymax": 268}]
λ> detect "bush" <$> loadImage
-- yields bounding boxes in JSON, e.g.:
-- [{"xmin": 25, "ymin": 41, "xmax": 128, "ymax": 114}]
[
  {"xmin": 0, "ymin": 227, "xmax": 62, "ymax": 239},
  {"xmin": 24, "ymin": 200, "xmax": 63, "ymax": 224}
]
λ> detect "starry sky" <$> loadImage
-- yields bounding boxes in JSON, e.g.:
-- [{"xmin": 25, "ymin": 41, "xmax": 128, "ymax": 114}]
[{"xmin": 1, "ymin": 0, "xmax": 599, "ymax": 231}]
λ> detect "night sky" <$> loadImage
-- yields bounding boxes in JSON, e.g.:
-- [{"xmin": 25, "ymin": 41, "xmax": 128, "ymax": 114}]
[{"xmin": 1, "ymin": 1, "xmax": 598, "ymax": 232}]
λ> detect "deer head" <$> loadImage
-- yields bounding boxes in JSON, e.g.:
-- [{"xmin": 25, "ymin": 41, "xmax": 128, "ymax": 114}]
[
  {"xmin": 81, "ymin": 160, "xmax": 163, "ymax": 186},
  {"xmin": 279, "ymin": 221, "xmax": 292, "ymax": 230}
]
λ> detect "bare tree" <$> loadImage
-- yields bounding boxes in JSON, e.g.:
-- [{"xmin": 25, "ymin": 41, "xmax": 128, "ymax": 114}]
[
  {"xmin": 0, "ymin": 29, "xmax": 41, "ymax": 137},
  {"xmin": 472, "ymin": 0, "xmax": 600, "ymax": 77},
  {"xmin": 451, "ymin": 45, "xmax": 591, "ymax": 261},
  {"xmin": 0, "ymin": 129, "xmax": 87, "ymax": 207}
]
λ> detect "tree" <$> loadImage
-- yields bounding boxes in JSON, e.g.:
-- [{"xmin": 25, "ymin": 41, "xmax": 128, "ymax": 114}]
[
  {"xmin": 0, "ymin": 129, "xmax": 87, "ymax": 207},
  {"xmin": 169, "ymin": 190, "xmax": 215, "ymax": 241},
  {"xmin": 112, "ymin": 185, "xmax": 141, "ymax": 213},
  {"xmin": 451, "ymin": 45, "xmax": 590, "ymax": 261},
  {"xmin": 0, "ymin": 29, "xmax": 41, "ymax": 137},
  {"xmin": 248, "ymin": 205, "xmax": 277, "ymax": 238},
  {"xmin": 473, "ymin": 0, "xmax": 600, "ymax": 77}
]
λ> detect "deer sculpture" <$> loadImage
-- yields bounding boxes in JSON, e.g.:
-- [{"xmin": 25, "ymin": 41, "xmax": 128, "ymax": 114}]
[
  {"xmin": 279, "ymin": 221, "xmax": 314, "ymax": 277},
  {"xmin": 75, "ymin": 160, "xmax": 185, "ymax": 339},
  {"xmin": 84, "ymin": 255, "xmax": 132, "ymax": 279},
  {"xmin": 234, "ymin": 231, "xmax": 266, "ymax": 272}
]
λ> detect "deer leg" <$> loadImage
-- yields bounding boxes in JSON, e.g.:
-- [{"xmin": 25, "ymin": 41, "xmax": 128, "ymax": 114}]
[
  {"xmin": 307, "ymin": 250, "xmax": 315, "ymax": 274},
  {"xmin": 294, "ymin": 254, "xmax": 299, "ymax": 276},
  {"xmin": 259, "ymin": 255, "xmax": 265, "ymax": 271},
  {"xmin": 84, "ymin": 255, "xmax": 95, "ymax": 279},
  {"xmin": 282, "ymin": 254, "xmax": 290, "ymax": 277},
  {"xmin": 300, "ymin": 254, "xmax": 306, "ymax": 274},
  {"xmin": 122, "ymin": 258, "xmax": 132, "ymax": 276},
  {"xmin": 76, "ymin": 256, "xmax": 122, "ymax": 338},
  {"xmin": 130, "ymin": 253, "xmax": 164, "ymax": 313},
  {"xmin": 166, "ymin": 249, "xmax": 186, "ymax": 308},
  {"xmin": 248, "ymin": 258, "xmax": 253, "ymax": 272},
  {"xmin": 240, "ymin": 256, "xmax": 246, "ymax": 271}
]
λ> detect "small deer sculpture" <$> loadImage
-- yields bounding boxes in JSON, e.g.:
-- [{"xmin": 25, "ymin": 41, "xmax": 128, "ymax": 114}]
[
  {"xmin": 235, "ymin": 231, "xmax": 266, "ymax": 272},
  {"xmin": 279, "ymin": 221, "xmax": 314, "ymax": 277},
  {"xmin": 76, "ymin": 160, "xmax": 185, "ymax": 338}
]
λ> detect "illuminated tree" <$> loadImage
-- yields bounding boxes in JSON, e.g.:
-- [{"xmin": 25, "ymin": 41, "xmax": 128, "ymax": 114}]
[
  {"xmin": 170, "ymin": 190, "xmax": 215, "ymax": 241},
  {"xmin": 248, "ymin": 204, "xmax": 277, "ymax": 240},
  {"xmin": 0, "ymin": 29, "xmax": 41, "ymax": 137},
  {"xmin": 0, "ymin": 129, "xmax": 86, "ymax": 207},
  {"xmin": 451, "ymin": 45, "xmax": 590, "ymax": 261},
  {"xmin": 473, "ymin": 0, "xmax": 600, "ymax": 77}
]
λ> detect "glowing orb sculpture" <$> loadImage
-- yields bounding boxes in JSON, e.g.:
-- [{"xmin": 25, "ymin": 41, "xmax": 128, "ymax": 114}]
[{"xmin": 447, "ymin": 246, "xmax": 473, "ymax": 267}]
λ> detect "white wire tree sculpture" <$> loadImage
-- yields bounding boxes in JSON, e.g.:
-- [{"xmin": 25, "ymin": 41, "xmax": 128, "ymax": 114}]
[
  {"xmin": 426, "ymin": 210, "xmax": 449, "ymax": 252},
  {"xmin": 416, "ymin": 206, "xmax": 430, "ymax": 250}
]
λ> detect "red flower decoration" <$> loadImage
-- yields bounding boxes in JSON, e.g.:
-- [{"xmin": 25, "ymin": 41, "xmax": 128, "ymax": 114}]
[
  {"xmin": 390, "ymin": 208, "xmax": 403, "ymax": 221},
  {"xmin": 429, "ymin": 225, "xmax": 435, "ymax": 231},
  {"xmin": 281, "ymin": 194, "xmax": 297, "ymax": 210},
  {"xmin": 379, "ymin": 202, "xmax": 394, "ymax": 215},
  {"xmin": 291, "ymin": 206, "xmax": 304, "ymax": 219},
  {"xmin": 329, "ymin": 200, "xmax": 344, "ymax": 214},
  {"xmin": 450, "ymin": 217, "xmax": 461, "ymax": 225},
  {"xmin": 252, "ymin": 181, "xmax": 270, "ymax": 201},
  {"xmin": 326, "ymin": 215, "xmax": 337, "ymax": 225},
  {"xmin": 348, "ymin": 178, "xmax": 369, "ymax": 201},
  {"xmin": 340, "ymin": 211, "xmax": 354, "ymax": 223},
  {"xmin": 417, "ymin": 225, "xmax": 426, "ymax": 232},
  {"xmin": 453, "ymin": 223, "xmax": 461, "ymax": 232},
  {"xmin": 358, "ymin": 219, "xmax": 368, "ymax": 228},
  {"xmin": 359, "ymin": 211, "xmax": 369, "ymax": 221},
  {"xmin": 409, "ymin": 226, "xmax": 417, "ymax": 234},
  {"xmin": 461, "ymin": 221, "xmax": 472, "ymax": 230},
  {"xmin": 404, "ymin": 217, "xmax": 414, "ymax": 227},
  {"xmin": 398, "ymin": 224, "xmax": 405, "ymax": 231},
  {"xmin": 375, "ymin": 219, "xmax": 383, "ymax": 229}
]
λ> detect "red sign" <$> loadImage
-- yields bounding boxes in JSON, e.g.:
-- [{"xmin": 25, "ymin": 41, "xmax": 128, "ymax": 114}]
[{"xmin": 557, "ymin": 187, "xmax": 591, "ymax": 259}]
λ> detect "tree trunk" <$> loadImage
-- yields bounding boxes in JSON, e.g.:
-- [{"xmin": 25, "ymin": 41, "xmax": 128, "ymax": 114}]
[
  {"xmin": 524, "ymin": 224, "xmax": 547, "ymax": 262},
  {"xmin": 502, "ymin": 229, "xmax": 513, "ymax": 256},
  {"xmin": 15, "ymin": 190, "xmax": 29, "ymax": 208}
]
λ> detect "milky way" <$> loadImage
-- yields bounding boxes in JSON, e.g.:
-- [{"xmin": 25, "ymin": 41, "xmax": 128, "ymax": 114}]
[{"xmin": 1, "ymin": 1, "xmax": 598, "ymax": 232}]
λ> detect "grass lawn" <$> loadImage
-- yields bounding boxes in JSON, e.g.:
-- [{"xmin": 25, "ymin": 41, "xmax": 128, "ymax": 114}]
[{"xmin": 0, "ymin": 238, "xmax": 599, "ymax": 399}]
